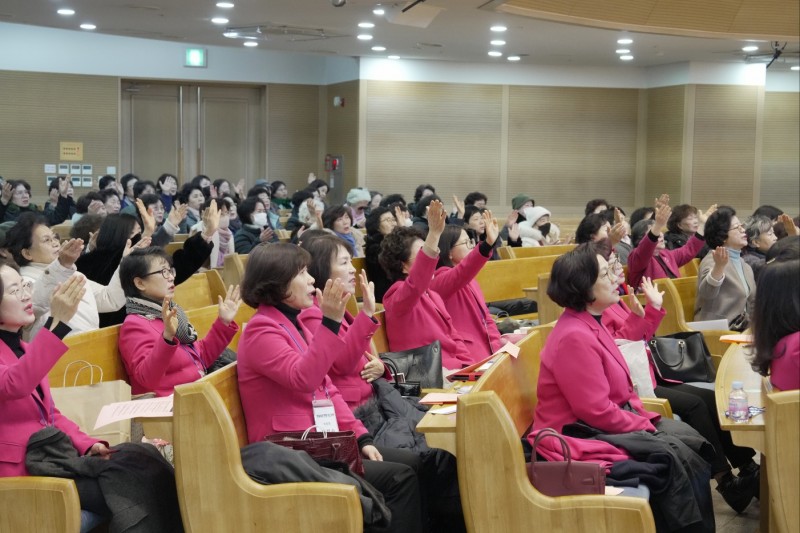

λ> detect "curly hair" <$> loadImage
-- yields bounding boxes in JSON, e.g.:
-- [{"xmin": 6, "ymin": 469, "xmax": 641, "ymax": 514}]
[
  {"xmin": 379, "ymin": 227, "xmax": 424, "ymax": 282},
  {"xmin": 703, "ymin": 206, "xmax": 737, "ymax": 249},
  {"xmin": 240, "ymin": 243, "xmax": 311, "ymax": 308},
  {"xmin": 667, "ymin": 204, "xmax": 699, "ymax": 234}
]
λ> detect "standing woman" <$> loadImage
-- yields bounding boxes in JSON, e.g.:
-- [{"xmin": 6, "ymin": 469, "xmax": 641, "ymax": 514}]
[{"xmin": 236, "ymin": 243, "xmax": 424, "ymax": 533}]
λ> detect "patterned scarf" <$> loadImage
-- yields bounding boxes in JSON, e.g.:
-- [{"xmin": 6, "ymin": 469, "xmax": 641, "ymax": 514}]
[{"xmin": 125, "ymin": 296, "xmax": 198, "ymax": 345}]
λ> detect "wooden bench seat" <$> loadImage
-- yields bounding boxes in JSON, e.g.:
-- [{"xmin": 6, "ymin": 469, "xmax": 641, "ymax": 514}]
[
  {"xmin": 475, "ymin": 256, "xmax": 561, "ymax": 319},
  {"xmin": 0, "ymin": 477, "xmax": 82, "ymax": 533},
  {"xmin": 504, "ymin": 244, "xmax": 576, "ymax": 259}
]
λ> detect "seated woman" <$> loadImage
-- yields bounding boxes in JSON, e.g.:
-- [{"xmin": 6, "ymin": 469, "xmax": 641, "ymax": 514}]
[
  {"xmin": 742, "ymin": 215, "xmax": 777, "ymax": 282},
  {"xmin": 234, "ymin": 196, "xmax": 276, "ymax": 254},
  {"xmin": 236, "ymin": 243, "xmax": 426, "ymax": 533},
  {"xmin": 463, "ymin": 205, "xmax": 521, "ymax": 256},
  {"xmin": 177, "ymin": 183, "xmax": 205, "ymax": 234},
  {"xmin": 322, "ymin": 205, "xmax": 365, "ymax": 258},
  {"xmin": 190, "ymin": 198, "xmax": 234, "ymax": 268},
  {"xmin": 379, "ymin": 200, "xmax": 475, "ymax": 370},
  {"xmin": 270, "ymin": 180, "xmax": 292, "ymax": 211},
  {"xmin": 345, "ymin": 187, "xmax": 372, "ymax": 229},
  {"xmin": 627, "ymin": 198, "xmax": 713, "ymax": 290},
  {"xmin": 529, "ymin": 244, "xmax": 715, "ymax": 532},
  {"xmin": 364, "ymin": 205, "xmax": 399, "ymax": 303},
  {"xmin": 664, "ymin": 204, "xmax": 702, "ymax": 252},
  {"xmin": 156, "ymin": 173, "xmax": 177, "ymax": 212},
  {"xmin": 696, "ymin": 207, "xmax": 755, "ymax": 326},
  {"xmin": 750, "ymin": 249, "xmax": 799, "ymax": 391},
  {"xmin": 0, "ymin": 257, "xmax": 181, "ymax": 530},
  {"xmin": 518, "ymin": 205, "xmax": 560, "ymax": 247},
  {"xmin": 0, "ymin": 178, "xmax": 74, "ymax": 225},
  {"xmin": 118, "ymin": 247, "xmax": 241, "ymax": 396}
]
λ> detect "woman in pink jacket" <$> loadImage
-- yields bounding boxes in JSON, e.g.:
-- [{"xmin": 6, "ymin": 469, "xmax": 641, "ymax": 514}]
[
  {"xmin": 118, "ymin": 247, "xmax": 240, "ymax": 396},
  {"xmin": 379, "ymin": 200, "xmax": 475, "ymax": 370},
  {"xmin": 236, "ymin": 243, "xmax": 424, "ymax": 533}
]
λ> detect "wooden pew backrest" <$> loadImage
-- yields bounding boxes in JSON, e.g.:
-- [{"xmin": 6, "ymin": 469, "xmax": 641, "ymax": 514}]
[
  {"xmin": 509, "ymin": 244, "xmax": 576, "ymax": 259},
  {"xmin": 49, "ymin": 325, "xmax": 128, "ymax": 387},
  {"xmin": 222, "ymin": 253, "xmax": 247, "ymax": 289},
  {"xmin": 475, "ymin": 256, "xmax": 560, "ymax": 305},
  {"xmin": 174, "ymin": 269, "xmax": 227, "ymax": 309},
  {"xmin": 765, "ymin": 390, "xmax": 800, "ymax": 533}
]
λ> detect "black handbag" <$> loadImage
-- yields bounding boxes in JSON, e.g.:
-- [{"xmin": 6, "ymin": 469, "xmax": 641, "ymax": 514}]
[
  {"xmin": 381, "ymin": 358, "xmax": 421, "ymax": 397},
  {"xmin": 648, "ymin": 331, "xmax": 716, "ymax": 383},
  {"xmin": 379, "ymin": 340, "xmax": 443, "ymax": 390}
]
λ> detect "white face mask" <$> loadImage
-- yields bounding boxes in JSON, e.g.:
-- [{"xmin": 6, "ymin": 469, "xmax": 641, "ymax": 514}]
[
  {"xmin": 219, "ymin": 215, "xmax": 230, "ymax": 229},
  {"xmin": 253, "ymin": 212, "xmax": 268, "ymax": 227}
]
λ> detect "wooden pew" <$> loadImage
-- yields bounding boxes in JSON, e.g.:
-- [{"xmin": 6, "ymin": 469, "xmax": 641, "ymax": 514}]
[
  {"xmin": 475, "ymin": 256, "xmax": 560, "ymax": 317},
  {"xmin": 506, "ymin": 244, "xmax": 576, "ymax": 259},
  {"xmin": 49, "ymin": 325, "xmax": 128, "ymax": 387},
  {"xmin": 50, "ymin": 222, "xmax": 73, "ymax": 240},
  {"xmin": 164, "ymin": 241, "xmax": 184, "ymax": 256},
  {"xmin": 172, "ymin": 233, "xmax": 190, "ymax": 242},
  {"xmin": 678, "ymin": 258, "xmax": 699, "ymax": 277},
  {"xmin": 173, "ymin": 364, "xmax": 363, "ymax": 533},
  {"xmin": 497, "ymin": 246, "xmax": 514, "ymax": 259},
  {"xmin": 765, "ymin": 389, "xmax": 800, "ymax": 533},
  {"xmin": 0, "ymin": 477, "xmax": 82, "ymax": 533},
  {"xmin": 222, "ymin": 253, "xmax": 248, "ymax": 288},
  {"xmin": 352, "ymin": 257, "xmax": 365, "ymax": 299},
  {"xmin": 536, "ymin": 273, "xmax": 564, "ymax": 325},
  {"xmin": 173, "ymin": 269, "xmax": 227, "ymax": 309},
  {"xmin": 370, "ymin": 310, "xmax": 390, "ymax": 354}
]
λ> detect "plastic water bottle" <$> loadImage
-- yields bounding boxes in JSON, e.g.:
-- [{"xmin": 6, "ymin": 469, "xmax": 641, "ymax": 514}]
[{"xmin": 728, "ymin": 381, "xmax": 749, "ymax": 423}]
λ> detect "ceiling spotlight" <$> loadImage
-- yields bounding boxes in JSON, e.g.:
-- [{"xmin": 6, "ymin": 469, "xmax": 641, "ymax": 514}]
[
  {"xmin": 615, "ymin": 49, "xmax": 630, "ymax": 54},
  {"xmin": 388, "ymin": 55, "xmax": 400, "ymax": 59},
  {"xmin": 373, "ymin": 7, "xmax": 385, "ymax": 15},
  {"xmin": 358, "ymin": 22, "xmax": 375, "ymax": 28},
  {"xmin": 791, "ymin": 65, "xmax": 800, "ymax": 71},
  {"xmin": 211, "ymin": 17, "xmax": 229, "ymax": 24},
  {"xmin": 507, "ymin": 55, "xmax": 521, "ymax": 61},
  {"xmin": 371, "ymin": 45, "xmax": 386, "ymax": 51},
  {"xmin": 57, "ymin": 8, "xmax": 75, "ymax": 15},
  {"xmin": 80, "ymin": 23, "xmax": 96, "ymax": 30},
  {"xmin": 490, "ymin": 25, "xmax": 507, "ymax": 32},
  {"xmin": 488, "ymin": 50, "xmax": 502, "ymax": 57},
  {"xmin": 490, "ymin": 40, "xmax": 506, "ymax": 46},
  {"xmin": 216, "ymin": 2, "xmax": 235, "ymax": 7},
  {"xmin": 223, "ymin": 31, "xmax": 239, "ymax": 38},
  {"xmin": 357, "ymin": 34, "xmax": 373, "ymax": 40},
  {"xmin": 617, "ymin": 38, "xmax": 633, "ymax": 45},
  {"xmin": 243, "ymin": 41, "xmax": 258, "ymax": 47},
  {"xmin": 741, "ymin": 45, "xmax": 759, "ymax": 52},
  {"xmin": 620, "ymin": 55, "xmax": 634, "ymax": 61}
]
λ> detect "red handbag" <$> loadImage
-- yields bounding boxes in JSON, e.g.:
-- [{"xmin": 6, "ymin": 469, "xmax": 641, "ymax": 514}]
[
  {"xmin": 264, "ymin": 426, "xmax": 365, "ymax": 477},
  {"xmin": 527, "ymin": 428, "xmax": 605, "ymax": 497}
]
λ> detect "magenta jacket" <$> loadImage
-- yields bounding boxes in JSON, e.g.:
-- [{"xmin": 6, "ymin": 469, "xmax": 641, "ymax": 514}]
[
  {"xmin": 602, "ymin": 300, "xmax": 665, "ymax": 343},
  {"xmin": 0, "ymin": 329, "xmax": 100, "ymax": 477},
  {"xmin": 298, "ymin": 305, "xmax": 383, "ymax": 409},
  {"xmin": 770, "ymin": 331, "xmax": 800, "ymax": 391},
  {"xmin": 119, "ymin": 313, "xmax": 238, "ymax": 396},
  {"xmin": 431, "ymin": 246, "xmax": 502, "ymax": 359},
  {"xmin": 237, "ymin": 305, "xmax": 369, "ymax": 444},
  {"xmin": 383, "ymin": 251, "xmax": 473, "ymax": 370},
  {"xmin": 627, "ymin": 233, "xmax": 705, "ymax": 289},
  {"xmin": 528, "ymin": 309, "xmax": 660, "ymax": 466}
]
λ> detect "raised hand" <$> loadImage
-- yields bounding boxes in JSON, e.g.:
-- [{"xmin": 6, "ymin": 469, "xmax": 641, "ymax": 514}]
[
  {"xmin": 712, "ymin": 246, "xmax": 729, "ymax": 268},
  {"xmin": 135, "ymin": 198, "xmax": 156, "ymax": 237},
  {"xmin": 318, "ymin": 278, "xmax": 349, "ymax": 323},
  {"xmin": 259, "ymin": 226, "xmax": 274, "ymax": 243},
  {"xmin": 123, "ymin": 236, "xmax": 152, "ymax": 257},
  {"xmin": 426, "ymin": 200, "xmax": 446, "ymax": 238},
  {"xmin": 609, "ymin": 222, "xmax": 628, "ymax": 246},
  {"xmin": 614, "ymin": 207, "xmax": 625, "ymax": 225},
  {"xmin": 86, "ymin": 231, "xmax": 98, "ymax": 253},
  {"xmin": 655, "ymin": 194, "xmax": 670, "ymax": 210},
  {"xmin": 778, "ymin": 213, "xmax": 799, "ymax": 236},
  {"xmin": 452, "ymin": 195, "xmax": 465, "ymax": 218},
  {"xmin": 58, "ymin": 176, "xmax": 71, "ymax": 198},
  {"xmin": 394, "ymin": 205, "xmax": 408, "ymax": 227},
  {"xmin": 201, "ymin": 199, "xmax": 220, "ymax": 239},
  {"xmin": 234, "ymin": 179, "xmax": 246, "ymax": 199},
  {"xmin": 640, "ymin": 277, "xmax": 664, "ymax": 311},
  {"xmin": 651, "ymin": 203, "xmax": 671, "ymax": 235},
  {"xmin": 360, "ymin": 352, "xmax": 385, "ymax": 383},
  {"xmin": 57, "ymin": 238, "xmax": 85, "ymax": 268},
  {"xmin": 0, "ymin": 182, "xmax": 13, "ymax": 205},
  {"xmin": 508, "ymin": 222, "xmax": 520, "ymax": 243},
  {"xmin": 50, "ymin": 273, "xmax": 87, "ymax": 326},
  {"xmin": 87, "ymin": 199, "xmax": 106, "ymax": 216},
  {"xmin": 162, "ymin": 297, "xmax": 179, "ymax": 341},
  {"xmin": 168, "ymin": 201, "xmax": 188, "ymax": 228},
  {"xmin": 505, "ymin": 210, "xmax": 519, "ymax": 227},
  {"xmin": 218, "ymin": 285, "xmax": 242, "ymax": 325},
  {"xmin": 483, "ymin": 210, "xmax": 499, "ymax": 246},
  {"xmin": 626, "ymin": 286, "xmax": 645, "ymax": 318}
]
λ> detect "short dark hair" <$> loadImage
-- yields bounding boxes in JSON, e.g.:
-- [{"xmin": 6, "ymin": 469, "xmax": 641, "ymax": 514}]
[
  {"xmin": 322, "ymin": 205, "xmax": 352, "ymax": 230},
  {"xmin": 547, "ymin": 244, "xmax": 599, "ymax": 311},
  {"xmin": 766, "ymin": 235, "xmax": 800, "ymax": 263},
  {"xmin": 178, "ymin": 183, "xmax": 203, "ymax": 204},
  {"xmin": 414, "ymin": 194, "xmax": 441, "ymax": 218},
  {"xmin": 240, "ymin": 243, "xmax": 311, "ymax": 307},
  {"xmin": 70, "ymin": 214, "xmax": 104, "ymax": 242},
  {"xmin": 132, "ymin": 180, "xmax": 156, "ymax": 199},
  {"xmin": 575, "ymin": 213, "xmax": 608, "ymax": 244},
  {"xmin": 212, "ymin": 179, "xmax": 231, "ymax": 195},
  {"xmin": 48, "ymin": 179, "xmax": 61, "ymax": 194},
  {"xmin": 96, "ymin": 213, "xmax": 139, "ymax": 252},
  {"xmin": 436, "ymin": 224, "xmax": 465, "ymax": 268},
  {"xmin": 138, "ymin": 193, "xmax": 162, "ymax": 210},
  {"xmin": 270, "ymin": 181, "xmax": 286, "ymax": 196},
  {"xmin": 379, "ymin": 226, "xmax": 424, "ymax": 282},
  {"xmin": 247, "ymin": 185, "xmax": 270, "ymax": 199},
  {"xmin": 703, "ymin": 206, "xmax": 737, "ymax": 249},
  {"xmin": 380, "ymin": 193, "xmax": 406, "ymax": 208},
  {"xmin": 629, "ymin": 207, "xmax": 655, "ymax": 229},
  {"xmin": 632, "ymin": 219, "xmax": 656, "ymax": 248},
  {"xmin": 190, "ymin": 175, "xmax": 211, "ymax": 189},
  {"xmin": 584, "ymin": 198, "xmax": 609, "ymax": 216},
  {"xmin": 120, "ymin": 247, "xmax": 173, "ymax": 298},
  {"xmin": 464, "ymin": 192, "xmax": 488, "ymax": 206},
  {"xmin": 238, "ymin": 196, "xmax": 264, "ymax": 225},
  {"xmin": 752, "ymin": 204, "xmax": 783, "ymax": 221},
  {"xmin": 667, "ymin": 204, "xmax": 699, "ymax": 234},
  {"xmin": 462, "ymin": 205, "xmax": 484, "ymax": 225},
  {"xmin": 366, "ymin": 206, "xmax": 392, "ymax": 237},
  {"xmin": 98, "ymin": 175, "xmax": 116, "ymax": 190},
  {"xmin": 75, "ymin": 191, "xmax": 102, "ymax": 214},
  {"xmin": 156, "ymin": 173, "xmax": 177, "ymax": 192},
  {"xmin": 413, "ymin": 184, "xmax": 435, "ymax": 203},
  {"xmin": 99, "ymin": 188, "xmax": 120, "ymax": 203},
  {"xmin": 308, "ymin": 178, "xmax": 330, "ymax": 192},
  {"xmin": 296, "ymin": 229, "xmax": 329, "ymax": 248},
  {"xmin": 302, "ymin": 235, "xmax": 353, "ymax": 291},
  {"xmin": 120, "ymin": 173, "xmax": 139, "ymax": 194},
  {"xmin": 750, "ymin": 259, "xmax": 800, "ymax": 376},
  {"xmin": 3, "ymin": 212, "xmax": 48, "ymax": 266}
]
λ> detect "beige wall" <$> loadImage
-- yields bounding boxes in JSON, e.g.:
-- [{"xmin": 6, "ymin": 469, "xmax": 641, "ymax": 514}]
[
  {"xmin": 761, "ymin": 92, "xmax": 800, "ymax": 212},
  {"xmin": 325, "ymin": 80, "xmax": 360, "ymax": 205}
]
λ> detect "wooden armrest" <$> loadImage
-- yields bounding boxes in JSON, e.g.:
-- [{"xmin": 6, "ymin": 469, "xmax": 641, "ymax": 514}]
[
  {"xmin": 641, "ymin": 397, "xmax": 673, "ymax": 419},
  {"xmin": 0, "ymin": 476, "xmax": 81, "ymax": 532}
]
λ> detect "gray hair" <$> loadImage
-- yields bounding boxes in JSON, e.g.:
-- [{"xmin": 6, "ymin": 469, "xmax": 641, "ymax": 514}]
[{"xmin": 745, "ymin": 215, "xmax": 773, "ymax": 246}]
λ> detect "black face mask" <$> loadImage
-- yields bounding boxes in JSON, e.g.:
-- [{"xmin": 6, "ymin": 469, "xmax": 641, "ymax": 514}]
[
  {"xmin": 539, "ymin": 222, "xmax": 551, "ymax": 237},
  {"xmin": 201, "ymin": 186, "xmax": 211, "ymax": 198}
]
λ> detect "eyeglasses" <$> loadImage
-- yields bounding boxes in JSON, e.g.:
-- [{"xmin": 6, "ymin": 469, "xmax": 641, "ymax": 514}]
[
  {"xmin": 455, "ymin": 239, "xmax": 476, "ymax": 250},
  {"xmin": 143, "ymin": 267, "xmax": 176, "ymax": 280},
  {"xmin": 39, "ymin": 233, "xmax": 60, "ymax": 246},
  {"xmin": 6, "ymin": 281, "xmax": 33, "ymax": 299},
  {"xmin": 13, "ymin": 189, "xmax": 29, "ymax": 197}
]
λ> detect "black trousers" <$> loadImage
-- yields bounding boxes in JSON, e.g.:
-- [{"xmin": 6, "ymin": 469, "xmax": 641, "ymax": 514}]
[
  {"xmin": 655, "ymin": 384, "xmax": 756, "ymax": 474},
  {"xmin": 363, "ymin": 447, "xmax": 423, "ymax": 533}
]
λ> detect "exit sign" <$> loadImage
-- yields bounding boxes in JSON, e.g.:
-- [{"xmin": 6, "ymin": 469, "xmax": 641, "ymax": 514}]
[{"xmin": 185, "ymin": 48, "xmax": 207, "ymax": 68}]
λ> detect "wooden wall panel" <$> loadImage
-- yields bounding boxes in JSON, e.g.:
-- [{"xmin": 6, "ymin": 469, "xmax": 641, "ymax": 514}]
[
  {"xmin": 760, "ymin": 92, "xmax": 800, "ymax": 213},
  {"xmin": 267, "ymin": 84, "xmax": 319, "ymax": 193},
  {"xmin": 692, "ymin": 85, "xmax": 758, "ymax": 211},
  {"xmin": 326, "ymin": 80, "xmax": 360, "ymax": 204},
  {"xmin": 644, "ymin": 86, "xmax": 685, "ymax": 204},
  {"xmin": 364, "ymin": 81, "xmax": 503, "ymax": 209},
  {"xmin": 507, "ymin": 86, "xmax": 639, "ymax": 211},
  {"xmin": 0, "ymin": 71, "xmax": 118, "ymax": 202}
]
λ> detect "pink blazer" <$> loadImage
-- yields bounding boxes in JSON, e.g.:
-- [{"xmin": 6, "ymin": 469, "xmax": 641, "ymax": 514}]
[
  {"xmin": 528, "ymin": 309, "xmax": 660, "ymax": 466},
  {"xmin": 298, "ymin": 306, "xmax": 383, "ymax": 409},
  {"xmin": 770, "ymin": 331, "xmax": 800, "ymax": 391},
  {"xmin": 0, "ymin": 329, "xmax": 99, "ymax": 477},
  {"xmin": 383, "ymin": 251, "xmax": 473, "ymax": 369},
  {"xmin": 119, "ymin": 313, "xmax": 238, "ymax": 396},
  {"xmin": 432, "ymin": 247, "xmax": 502, "ymax": 359},
  {"xmin": 627, "ymin": 233, "xmax": 705, "ymax": 289},
  {"xmin": 237, "ymin": 305, "xmax": 369, "ymax": 444},
  {"xmin": 602, "ymin": 300, "xmax": 665, "ymax": 343}
]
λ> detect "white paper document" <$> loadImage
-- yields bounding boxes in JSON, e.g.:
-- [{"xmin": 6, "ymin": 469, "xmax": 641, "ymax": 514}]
[
  {"xmin": 94, "ymin": 396, "xmax": 174, "ymax": 429},
  {"xmin": 686, "ymin": 319, "xmax": 729, "ymax": 331}
]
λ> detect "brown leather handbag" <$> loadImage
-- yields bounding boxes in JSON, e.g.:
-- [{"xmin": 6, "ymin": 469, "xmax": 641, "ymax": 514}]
[
  {"xmin": 527, "ymin": 428, "xmax": 605, "ymax": 497},
  {"xmin": 265, "ymin": 426, "xmax": 365, "ymax": 477}
]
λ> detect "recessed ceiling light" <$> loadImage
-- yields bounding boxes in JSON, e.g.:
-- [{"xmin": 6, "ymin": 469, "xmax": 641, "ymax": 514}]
[
  {"xmin": 615, "ymin": 49, "xmax": 630, "ymax": 54},
  {"xmin": 358, "ymin": 22, "xmax": 375, "ymax": 28},
  {"xmin": 80, "ymin": 23, "xmax": 96, "ymax": 30},
  {"xmin": 223, "ymin": 31, "xmax": 239, "ymax": 38},
  {"xmin": 617, "ymin": 38, "xmax": 633, "ymax": 45},
  {"xmin": 211, "ymin": 17, "xmax": 229, "ymax": 24},
  {"xmin": 388, "ymin": 55, "xmax": 400, "ymax": 59},
  {"xmin": 243, "ymin": 41, "xmax": 258, "ymax": 47},
  {"xmin": 791, "ymin": 65, "xmax": 800, "ymax": 71},
  {"xmin": 620, "ymin": 55, "xmax": 634, "ymax": 61},
  {"xmin": 507, "ymin": 55, "xmax": 521, "ymax": 61},
  {"xmin": 488, "ymin": 51, "xmax": 502, "ymax": 57},
  {"xmin": 741, "ymin": 45, "xmax": 759, "ymax": 52},
  {"xmin": 490, "ymin": 40, "xmax": 506, "ymax": 46},
  {"xmin": 216, "ymin": 2, "xmax": 235, "ymax": 7},
  {"xmin": 371, "ymin": 45, "xmax": 386, "ymax": 51},
  {"xmin": 490, "ymin": 25, "xmax": 507, "ymax": 32},
  {"xmin": 57, "ymin": 8, "xmax": 75, "ymax": 16},
  {"xmin": 373, "ymin": 8, "xmax": 385, "ymax": 15},
  {"xmin": 357, "ymin": 34, "xmax": 373, "ymax": 41}
]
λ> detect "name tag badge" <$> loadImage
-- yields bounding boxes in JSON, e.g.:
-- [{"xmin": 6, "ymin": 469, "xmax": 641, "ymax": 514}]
[{"xmin": 312, "ymin": 399, "xmax": 340, "ymax": 432}]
